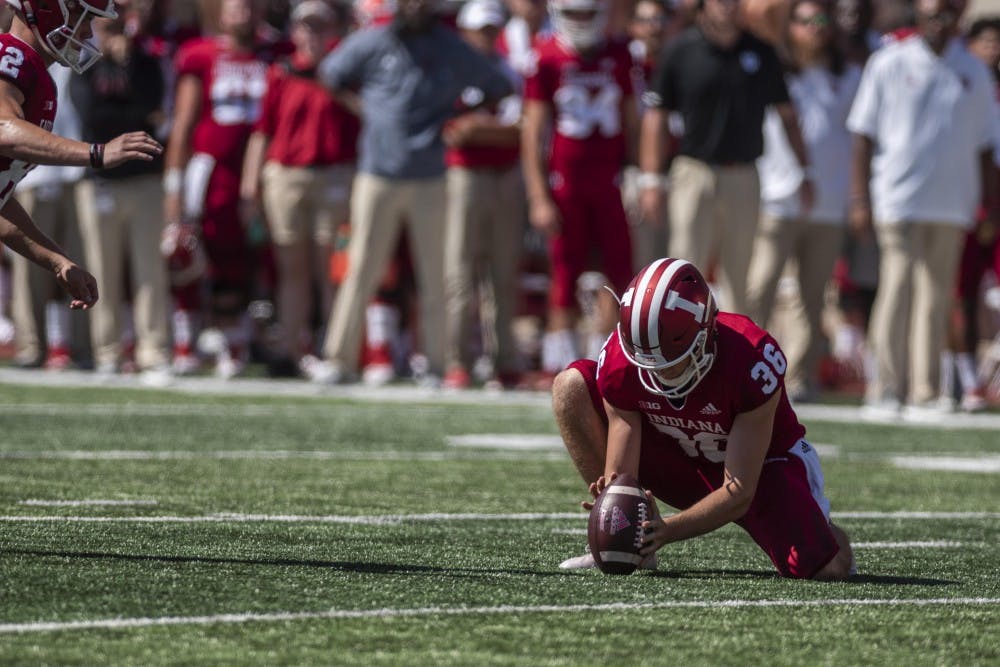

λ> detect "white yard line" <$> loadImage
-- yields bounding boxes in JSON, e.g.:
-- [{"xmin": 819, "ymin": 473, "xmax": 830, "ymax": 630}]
[
  {"xmin": 852, "ymin": 541, "xmax": 968, "ymax": 548},
  {"xmin": 891, "ymin": 456, "xmax": 1000, "ymax": 473},
  {"xmin": 1, "ymin": 598, "xmax": 997, "ymax": 634},
  {"xmin": 0, "ymin": 450, "xmax": 567, "ymax": 462},
  {"xmin": 1, "ymin": 510, "xmax": 997, "ymax": 524},
  {"xmin": 18, "ymin": 499, "xmax": 158, "ymax": 507}
]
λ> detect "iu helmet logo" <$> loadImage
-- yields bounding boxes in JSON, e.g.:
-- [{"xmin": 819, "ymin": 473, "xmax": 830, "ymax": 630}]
[{"xmin": 617, "ymin": 258, "xmax": 718, "ymax": 398}]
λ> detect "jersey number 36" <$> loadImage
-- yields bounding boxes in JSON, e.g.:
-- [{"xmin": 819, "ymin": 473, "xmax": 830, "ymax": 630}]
[{"xmin": 750, "ymin": 343, "xmax": 786, "ymax": 395}]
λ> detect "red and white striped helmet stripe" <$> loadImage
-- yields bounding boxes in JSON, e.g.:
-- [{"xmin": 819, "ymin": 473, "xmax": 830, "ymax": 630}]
[{"xmin": 629, "ymin": 257, "xmax": 691, "ymax": 356}]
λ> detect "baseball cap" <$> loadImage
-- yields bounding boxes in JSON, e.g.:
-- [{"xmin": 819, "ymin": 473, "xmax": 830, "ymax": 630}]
[
  {"xmin": 457, "ymin": 0, "xmax": 506, "ymax": 30},
  {"xmin": 291, "ymin": 0, "xmax": 336, "ymax": 23}
]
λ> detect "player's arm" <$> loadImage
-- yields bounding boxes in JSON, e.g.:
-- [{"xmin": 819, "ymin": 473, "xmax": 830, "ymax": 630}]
[
  {"xmin": 584, "ymin": 400, "xmax": 643, "ymax": 505},
  {"xmin": 848, "ymin": 132, "xmax": 874, "ymax": 237},
  {"xmin": 640, "ymin": 390, "xmax": 780, "ymax": 555},
  {"xmin": 0, "ymin": 197, "xmax": 97, "ymax": 309},
  {"xmin": 520, "ymin": 98, "xmax": 561, "ymax": 237},
  {"xmin": 637, "ymin": 106, "xmax": 669, "ymax": 223},
  {"xmin": 162, "ymin": 73, "xmax": 201, "ymax": 223},
  {"xmin": 0, "ymin": 80, "xmax": 160, "ymax": 169},
  {"xmin": 773, "ymin": 101, "xmax": 815, "ymax": 213},
  {"xmin": 240, "ymin": 130, "xmax": 270, "ymax": 204}
]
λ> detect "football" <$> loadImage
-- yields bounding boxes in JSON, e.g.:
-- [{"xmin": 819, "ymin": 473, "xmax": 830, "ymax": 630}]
[{"xmin": 587, "ymin": 474, "xmax": 651, "ymax": 575}]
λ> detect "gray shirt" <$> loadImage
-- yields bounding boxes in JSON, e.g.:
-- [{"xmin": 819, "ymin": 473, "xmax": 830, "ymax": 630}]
[{"xmin": 319, "ymin": 25, "xmax": 514, "ymax": 179}]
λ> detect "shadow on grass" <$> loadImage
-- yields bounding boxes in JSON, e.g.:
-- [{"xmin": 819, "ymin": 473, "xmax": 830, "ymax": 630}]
[
  {"xmin": 7, "ymin": 548, "xmax": 573, "ymax": 578},
  {"xmin": 644, "ymin": 569, "xmax": 957, "ymax": 586}
]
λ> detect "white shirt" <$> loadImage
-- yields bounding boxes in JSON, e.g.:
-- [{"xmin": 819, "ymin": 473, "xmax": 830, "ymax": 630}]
[
  {"xmin": 847, "ymin": 36, "xmax": 998, "ymax": 226},
  {"xmin": 758, "ymin": 63, "xmax": 862, "ymax": 223}
]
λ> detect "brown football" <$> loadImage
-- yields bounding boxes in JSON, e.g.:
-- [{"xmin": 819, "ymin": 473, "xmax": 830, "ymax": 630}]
[{"xmin": 587, "ymin": 474, "xmax": 650, "ymax": 575}]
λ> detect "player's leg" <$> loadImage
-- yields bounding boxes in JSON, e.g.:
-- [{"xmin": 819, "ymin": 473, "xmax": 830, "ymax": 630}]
[
  {"xmin": 738, "ymin": 439, "xmax": 853, "ymax": 580},
  {"xmin": 551, "ymin": 359, "xmax": 608, "ymax": 485}
]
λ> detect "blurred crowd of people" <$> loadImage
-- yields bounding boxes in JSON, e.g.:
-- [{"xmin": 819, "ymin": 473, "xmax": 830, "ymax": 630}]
[{"xmin": 0, "ymin": 0, "xmax": 997, "ymax": 416}]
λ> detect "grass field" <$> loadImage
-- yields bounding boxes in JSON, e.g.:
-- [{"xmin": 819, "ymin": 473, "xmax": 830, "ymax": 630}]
[{"xmin": 0, "ymin": 376, "xmax": 998, "ymax": 666}]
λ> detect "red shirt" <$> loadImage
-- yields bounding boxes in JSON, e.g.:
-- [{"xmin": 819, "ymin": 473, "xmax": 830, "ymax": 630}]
[
  {"xmin": 444, "ymin": 55, "xmax": 520, "ymax": 170},
  {"xmin": 256, "ymin": 47, "xmax": 360, "ymax": 167},
  {"xmin": 597, "ymin": 312, "xmax": 806, "ymax": 464},
  {"xmin": 523, "ymin": 37, "xmax": 633, "ymax": 179},
  {"xmin": 0, "ymin": 34, "xmax": 57, "ymax": 206},
  {"xmin": 175, "ymin": 36, "xmax": 291, "ymax": 171}
]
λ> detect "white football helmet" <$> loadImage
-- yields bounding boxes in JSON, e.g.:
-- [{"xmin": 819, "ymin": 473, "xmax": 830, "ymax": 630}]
[
  {"xmin": 6, "ymin": 0, "xmax": 118, "ymax": 73},
  {"xmin": 617, "ymin": 258, "xmax": 718, "ymax": 399},
  {"xmin": 549, "ymin": 0, "xmax": 608, "ymax": 53}
]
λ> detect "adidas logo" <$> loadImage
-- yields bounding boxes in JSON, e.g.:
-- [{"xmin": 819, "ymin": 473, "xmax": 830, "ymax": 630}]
[{"xmin": 700, "ymin": 402, "xmax": 722, "ymax": 416}]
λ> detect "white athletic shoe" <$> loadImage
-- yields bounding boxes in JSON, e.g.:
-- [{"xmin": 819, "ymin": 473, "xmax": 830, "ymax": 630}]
[{"xmin": 558, "ymin": 550, "xmax": 658, "ymax": 571}]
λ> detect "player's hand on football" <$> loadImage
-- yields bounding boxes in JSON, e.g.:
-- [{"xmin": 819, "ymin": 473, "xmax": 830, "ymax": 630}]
[
  {"xmin": 102, "ymin": 131, "xmax": 164, "ymax": 169},
  {"xmin": 528, "ymin": 198, "xmax": 561, "ymax": 237},
  {"xmin": 582, "ymin": 472, "xmax": 618, "ymax": 510},
  {"xmin": 639, "ymin": 490, "xmax": 667, "ymax": 557},
  {"xmin": 54, "ymin": 260, "xmax": 98, "ymax": 309}
]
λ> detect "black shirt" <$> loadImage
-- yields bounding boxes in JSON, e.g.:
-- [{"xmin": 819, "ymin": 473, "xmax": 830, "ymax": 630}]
[
  {"xmin": 70, "ymin": 47, "xmax": 165, "ymax": 181},
  {"xmin": 645, "ymin": 27, "xmax": 788, "ymax": 164}
]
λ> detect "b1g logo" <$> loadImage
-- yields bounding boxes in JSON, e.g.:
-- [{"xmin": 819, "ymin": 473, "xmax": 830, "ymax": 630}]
[{"xmin": 750, "ymin": 343, "xmax": 787, "ymax": 395}]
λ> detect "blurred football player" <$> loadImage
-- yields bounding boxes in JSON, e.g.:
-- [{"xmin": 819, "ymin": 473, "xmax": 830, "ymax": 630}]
[
  {"xmin": 552, "ymin": 257, "xmax": 855, "ymax": 580},
  {"xmin": 162, "ymin": 0, "xmax": 291, "ymax": 377},
  {"xmin": 521, "ymin": 0, "xmax": 639, "ymax": 376},
  {"xmin": 0, "ymin": 0, "xmax": 163, "ymax": 311}
]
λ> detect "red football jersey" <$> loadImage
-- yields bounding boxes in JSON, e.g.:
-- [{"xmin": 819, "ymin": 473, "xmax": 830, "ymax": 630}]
[
  {"xmin": 255, "ymin": 46, "xmax": 360, "ymax": 167},
  {"xmin": 175, "ymin": 37, "xmax": 290, "ymax": 171},
  {"xmin": 597, "ymin": 312, "xmax": 807, "ymax": 464},
  {"xmin": 0, "ymin": 34, "xmax": 57, "ymax": 207},
  {"xmin": 523, "ymin": 37, "xmax": 633, "ymax": 178}
]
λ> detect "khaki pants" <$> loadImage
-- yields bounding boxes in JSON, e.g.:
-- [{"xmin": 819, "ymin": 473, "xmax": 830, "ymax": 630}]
[
  {"xmin": 668, "ymin": 156, "xmax": 760, "ymax": 314},
  {"xmin": 322, "ymin": 172, "xmax": 447, "ymax": 375},
  {"xmin": 12, "ymin": 183, "xmax": 90, "ymax": 364},
  {"xmin": 866, "ymin": 222, "xmax": 965, "ymax": 405},
  {"xmin": 262, "ymin": 162, "xmax": 353, "ymax": 357},
  {"xmin": 76, "ymin": 175, "xmax": 170, "ymax": 369},
  {"xmin": 444, "ymin": 165, "xmax": 523, "ymax": 374},
  {"xmin": 261, "ymin": 162, "xmax": 353, "ymax": 245},
  {"xmin": 746, "ymin": 214, "xmax": 844, "ymax": 395}
]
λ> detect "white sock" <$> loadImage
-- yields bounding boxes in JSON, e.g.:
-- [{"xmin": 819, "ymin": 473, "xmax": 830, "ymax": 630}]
[
  {"xmin": 366, "ymin": 301, "xmax": 399, "ymax": 349},
  {"xmin": 172, "ymin": 309, "xmax": 196, "ymax": 350},
  {"xmin": 940, "ymin": 350, "xmax": 955, "ymax": 399},
  {"xmin": 45, "ymin": 301, "xmax": 68, "ymax": 351},
  {"xmin": 121, "ymin": 303, "xmax": 136, "ymax": 349},
  {"xmin": 956, "ymin": 353, "xmax": 979, "ymax": 393},
  {"xmin": 541, "ymin": 329, "xmax": 578, "ymax": 373}
]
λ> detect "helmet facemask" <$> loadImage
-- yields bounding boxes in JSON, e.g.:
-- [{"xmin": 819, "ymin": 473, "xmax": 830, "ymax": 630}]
[
  {"xmin": 615, "ymin": 257, "xmax": 719, "ymax": 400},
  {"xmin": 20, "ymin": 0, "xmax": 117, "ymax": 73}
]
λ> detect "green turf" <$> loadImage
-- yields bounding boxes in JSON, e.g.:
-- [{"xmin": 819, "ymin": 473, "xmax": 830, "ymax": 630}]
[{"xmin": 0, "ymin": 383, "xmax": 997, "ymax": 665}]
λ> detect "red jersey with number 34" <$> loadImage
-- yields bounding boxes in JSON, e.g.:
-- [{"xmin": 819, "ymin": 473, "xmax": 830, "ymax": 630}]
[
  {"xmin": 0, "ymin": 34, "xmax": 57, "ymax": 207},
  {"xmin": 523, "ymin": 36, "xmax": 633, "ymax": 179},
  {"xmin": 597, "ymin": 312, "xmax": 806, "ymax": 464}
]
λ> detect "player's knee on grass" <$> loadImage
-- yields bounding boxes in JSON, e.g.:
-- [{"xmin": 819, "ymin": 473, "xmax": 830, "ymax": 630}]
[{"xmin": 812, "ymin": 523, "xmax": 854, "ymax": 581}]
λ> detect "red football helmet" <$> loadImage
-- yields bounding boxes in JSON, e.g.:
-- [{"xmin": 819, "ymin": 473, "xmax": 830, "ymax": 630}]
[
  {"xmin": 617, "ymin": 258, "xmax": 718, "ymax": 398},
  {"xmin": 7, "ymin": 0, "xmax": 117, "ymax": 73},
  {"xmin": 160, "ymin": 222, "xmax": 207, "ymax": 288}
]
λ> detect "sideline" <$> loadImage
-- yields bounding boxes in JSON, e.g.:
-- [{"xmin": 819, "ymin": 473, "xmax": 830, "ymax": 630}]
[
  {"xmin": 3, "ymin": 367, "xmax": 1000, "ymax": 429},
  {"xmin": 1, "ymin": 597, "xmax": 998, "ymax": 634}
]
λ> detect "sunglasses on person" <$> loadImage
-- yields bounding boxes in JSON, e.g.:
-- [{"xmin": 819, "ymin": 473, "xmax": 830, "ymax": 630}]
[{"xmin": 792, "ymin": 13, "xmax": 830, "ymax": 26}]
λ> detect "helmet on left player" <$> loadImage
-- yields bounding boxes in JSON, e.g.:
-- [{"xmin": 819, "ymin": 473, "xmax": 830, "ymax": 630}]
[
  {"xmin": 6, "ymin": 0, "xmax": 118, "ymax": 73},
  {"xmin": 549, "ymin": 0, "xmax": 608, "ymax": 52}
]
